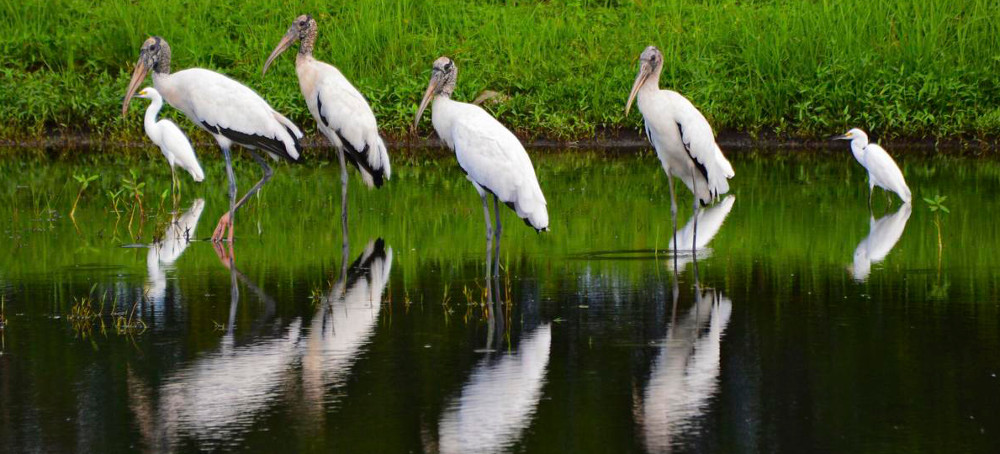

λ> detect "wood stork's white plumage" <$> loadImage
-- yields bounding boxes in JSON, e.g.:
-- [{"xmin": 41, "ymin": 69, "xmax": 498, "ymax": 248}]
[
  {"xmin": 414, "ymin": 57, "xmax": 549, "ymax": 275},
  {"xmin": 625, "ymin": 46, "xmax": 734, "ymax": 255},
  {"xmin": 833, "ymin": 128, "xmax": 912, "ymax": 206},
  {"xmin": 134, "ymin": 87, "xmax": 204, "ymax": 197},
  {"xmin": 263, "ymin": 15, "xmax": 391, "ymax": 228},
  {"xmin": 122, "ymin": 36, "xmax": 303, "ymax": 243}
]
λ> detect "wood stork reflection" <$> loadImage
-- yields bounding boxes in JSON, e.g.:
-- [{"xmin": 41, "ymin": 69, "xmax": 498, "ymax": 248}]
[
  {"xmin": 414, "ymin": 57, "xmax": 549, "ymax": 278},
  {"xmin": 263, "ymin": 15, "xmax": 391, "ymax": 232},
  {"xmin": 123, "ymin": 37, "xmax": 303, "ymax": 243},
  {"xmin": 832, "ymin": 128, "xmax": 912, "ymax": 207},
  {"xmin": 626, "ymin": 46, "xmax": 734, "ymax": 256},
  {"xmin": 134, "ymin": 87, "xmax": 204, "ymax": 199}
]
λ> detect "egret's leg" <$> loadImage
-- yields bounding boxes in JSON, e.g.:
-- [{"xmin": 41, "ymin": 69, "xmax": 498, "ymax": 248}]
[
  {"xmin": 337, "ymin": 147, "xmax": 349, "ymax": 234},
  {"xmin": 493, "ymin": 194, "xmax": 502, "ymax": 277},
  {"xmin": 481, "ymin": 193, "xmax": 493, "ymax": 280},
  {"xmin": 867, "ymin": 185, "xmax": 874, "ymax": 212},
  {"xmin": 170, "ymin": 166, "xmax": 178, "ymax": 203},
  {"xmin": 213, "ymin": 147, "xmax": 238, "ymax": 243}
]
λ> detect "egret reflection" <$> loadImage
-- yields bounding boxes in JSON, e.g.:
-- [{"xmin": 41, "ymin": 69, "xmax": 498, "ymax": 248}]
[
  {"xmin": 850, "ymin": 202, "xmax": 912, "ymax": 281},
  {"xmin": 637, "ymin": 282, "xmax": 733, "ymax": 452},
  {"xmin": 145, "ymin": 199, "xmax": 205, "ymax": 310},
  {"xmin": 438, "ymin": 323, "xmax": 551, "ymax": 454},
  {"xmin": 302, "ymin": 238, "xmax": 393, "ymax": 415}
]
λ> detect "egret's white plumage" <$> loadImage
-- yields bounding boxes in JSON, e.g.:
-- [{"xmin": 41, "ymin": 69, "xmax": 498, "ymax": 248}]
[
  {"xmin": 264, "ymin": 15, "xmax": 390, "ymax": 189},
  {"xmin": 415, "ymin": 57, "xmax": 549, "ymax": 233},
  {"xmin": 123, "ymin": 36, "xmax": 303, "ymax": 243},
  {"xmin": 835, "ymin": 128, "xmax": 911, "ymax": 204},
  {"xmin": 135, "ymin": 87, "xmax": 204, "ymax": 183}
]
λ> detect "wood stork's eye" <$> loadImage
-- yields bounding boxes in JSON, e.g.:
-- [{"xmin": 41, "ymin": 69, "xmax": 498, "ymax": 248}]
[
  {"xmin": 299, "ymin": 20, "xmax": 306, "ymax": 26},
  {"xmin": 150, "ymin": 44, "xmax": 158, "ymax": 51}
]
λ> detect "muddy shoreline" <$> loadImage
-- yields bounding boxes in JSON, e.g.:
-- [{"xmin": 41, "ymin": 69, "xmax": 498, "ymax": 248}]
[{"xmin": 1, "ymin": 129, "xmax": 998, "ymax": 154}]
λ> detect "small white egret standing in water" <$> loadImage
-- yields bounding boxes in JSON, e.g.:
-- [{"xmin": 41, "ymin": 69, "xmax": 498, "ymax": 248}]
[
  {"xmin": 832, "ymin": 128, "xmax": 912, "ymax": 207},
  {"xmin": 134, "ymin": 87, "xmax": 205, "ymax": 197},
  {"xmin": 625, "ymin": 46, "xmax": 734, "ymax": 256},
  {"xmin": 123, "ymin": 37, "xmax": 303, "ymax": 243},
  {"xmin": 414, "ymin": 57, "xmax": 549, "ymax": 277},
  {"xmin": 263, "ymin": 15, "xmax": 391, "ymax": 230}
]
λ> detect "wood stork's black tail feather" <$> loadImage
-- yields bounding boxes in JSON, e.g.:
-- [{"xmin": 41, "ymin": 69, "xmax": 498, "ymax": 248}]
[
  {"xmin": 335, "ymin": 130, "xmax": 386, "ymax": 188},
  {"xmin": 202, "ymin": 121, "xmax": 300, "ymax": 162}
]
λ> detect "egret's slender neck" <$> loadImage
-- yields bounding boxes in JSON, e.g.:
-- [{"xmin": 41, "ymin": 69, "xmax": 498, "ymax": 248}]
[
  {"xmin": 299, "ymin": 27, "xmax": 317, "ymax": 56},
  {"xmin": 144, "ymin": 95, "xmax": 163, "ymax": 137},
  {"xmin": 850, "ymin": 136, "xmax": 869, "ymax": 161}
]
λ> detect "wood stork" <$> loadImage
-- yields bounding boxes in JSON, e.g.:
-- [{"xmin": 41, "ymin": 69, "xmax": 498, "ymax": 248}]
[
  {"xmin": 832, "ymin": 128, "xmax": 912, "ymax": 207},
  {"xmin": 414, "ymin": 57, "xmax": 549, "ymax": 277},
  {"xmin": 122, "ymin": 37, "xmax": 303, "ymax": 243},
  {"xmin": 263, "ymin": 15, "xmax": 391, "ymax": 230},
  {"xmin": 134, "ymin": 87, "xmax": 204, "ymax": 198},
  {"xmin": 625, "ymin": 46, "xmax": 735, "ymax": 256}
]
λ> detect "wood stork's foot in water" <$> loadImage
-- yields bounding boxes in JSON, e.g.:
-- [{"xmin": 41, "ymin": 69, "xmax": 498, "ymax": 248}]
[
  {"xmin": 212, "ymin": 238, "xmax": 236, "ymax": 269},
  {"xmin": 212, "ymin": 212, "xmax": 234, "ymax": 243}
]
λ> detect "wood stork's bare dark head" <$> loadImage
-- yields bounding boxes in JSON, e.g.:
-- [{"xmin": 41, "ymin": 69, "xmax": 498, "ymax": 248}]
[
  {"xmin": 123, "ymin": 37, "xmax": 171, "ymax": 116},
  {"xmin": 263, "ymin": 14, "xmax": 317, "ymax": 76},
  {"xmin": 413, "ymin": 57, "xmax": 457, "ymax": 131},
  {"xmin": 625, "ymin": 46, "xmax": 664, "ymax": 115}
]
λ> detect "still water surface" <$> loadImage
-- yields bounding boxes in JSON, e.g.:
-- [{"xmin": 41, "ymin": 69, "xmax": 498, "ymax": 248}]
[{"xmin": 1, "ymin": 149, "xmax": 999, "ymax": 453}]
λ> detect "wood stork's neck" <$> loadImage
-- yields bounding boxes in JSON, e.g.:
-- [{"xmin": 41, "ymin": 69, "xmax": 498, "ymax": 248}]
[
  {"xmin": 643, "ymin": 65, "xmax": 663, "ymax": 94},
  {"xmin": 143, "ymin": 95, "xmax": 163, "ymax": 139},
  {"xmin": 299, "ymin": 27, "xmax": 317, "ymax": 56}
]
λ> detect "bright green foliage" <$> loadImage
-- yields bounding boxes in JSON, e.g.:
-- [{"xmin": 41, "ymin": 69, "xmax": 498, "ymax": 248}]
[{"xmin": 1, "ymin": 0, "xmax": 999, "ymax": 141}]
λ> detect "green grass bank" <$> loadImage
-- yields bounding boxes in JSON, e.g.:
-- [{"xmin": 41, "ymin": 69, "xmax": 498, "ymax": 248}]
[{"xmin": 2, "ymin": 0, "xmax": 999, "ymax": 144}]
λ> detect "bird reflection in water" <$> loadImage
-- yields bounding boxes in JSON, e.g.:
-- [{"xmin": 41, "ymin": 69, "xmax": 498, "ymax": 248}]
[
  {"xmin": 667, "ymin": 195, "xmax": 735, "ymax": 274},
  {"xmin": 300, "ymin": 235, "xmax": 393, "ymax": 420},
  {"xmin": 639, "ymin": 259, "xmax": 733, "ymax": 452},
  {"xmin": 850, "ymin": 202, "xmax": 912, "ymax": 281},
  {"xmin": 144, "ymin": 198, "xmax": 205, "ymax": 319}
]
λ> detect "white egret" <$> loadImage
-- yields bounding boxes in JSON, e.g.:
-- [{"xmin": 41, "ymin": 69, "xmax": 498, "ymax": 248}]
[
  {"xmin": 625, "ymin": 46, "xmax": 734, "ymax": 256},
  {"xmin": 263, "ymin": 15, "xmax": 391, "ymax": 229},
  {"xmin": 832, "ymin": 128, "xmax": 912, "ymax": 206},
  {"xmin": 123, "ymin": 37, "xmax": 303, "ymax": 243},
  {"xmin": 134, "ymin": 87, "xmax": 204, "ymax": 198},
  {"xmin": 414, "ymin": 57, "xmax": 549, "ymax": 276}
]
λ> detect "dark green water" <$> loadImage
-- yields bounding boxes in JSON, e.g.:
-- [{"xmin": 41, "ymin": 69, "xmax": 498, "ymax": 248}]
[{"xmin": 1, "ymin": 149, "xmax": 999, "ymax": 453}]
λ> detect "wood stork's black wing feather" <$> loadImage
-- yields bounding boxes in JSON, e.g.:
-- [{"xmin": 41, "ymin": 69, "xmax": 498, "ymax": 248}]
[
  {"xmin": 202, "ymin": 121, "xmax": 302, "ymax": 163},
  {"xmin": 335, "ymin": 129, "xmax": 385, "ymax": 187},
  {"xmin": 676, "ymin": 121, "xmax": 709, "ymax": 183}
]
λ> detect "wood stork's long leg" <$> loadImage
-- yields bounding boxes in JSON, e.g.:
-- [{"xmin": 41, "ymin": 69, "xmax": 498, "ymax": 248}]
[
  {"xmin": 667, "ymin": 173, "xmax": 679, "ymax": 271},
  {"xmin": 213, "ymin": 146, "xmax": 239, "ymax": 243},
  {"xmin": 690, "ymin": 167, "xmax": 699, "ymax": 256},
  {"xmin": 337, "ymin": 147, "xmax": 349, "ymax": 233},
  {"xmin": 492, "ymin": 194, "xmax": 502, "ymax": 277},
  {"xmin": 481, "ymin": 193, "xmax": 494, "ymax": 280}
]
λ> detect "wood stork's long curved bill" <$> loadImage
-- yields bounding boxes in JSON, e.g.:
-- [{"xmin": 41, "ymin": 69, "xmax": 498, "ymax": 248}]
[
  {"xmin": 413, "ymin": 76, "xmax": 440, "ymax": 132},
  {"xmin": 261, "ymin": 29, "xmax": 296, "ymax": 76},
  {"xmin": 625, "ymin": 60, "xmax": 652, "ymax": 115},
  {"xmin": 123, "ymin": 59, "xmax": 152, "ymax": 116}
]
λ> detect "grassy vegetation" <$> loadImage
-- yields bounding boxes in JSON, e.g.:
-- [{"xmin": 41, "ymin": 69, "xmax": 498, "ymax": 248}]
[{"xmin": 1, "ymin": 0, "xmax": 999, "ymax": 143}]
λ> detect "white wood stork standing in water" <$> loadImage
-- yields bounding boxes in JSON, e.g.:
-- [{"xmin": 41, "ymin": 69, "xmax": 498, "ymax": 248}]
[
  {"xmin": 832, "ymin": 128, "xmax": 912, "ymax": 207},
  {"xmin": 122, "ymin": 37, "xmax": 303, "ymax": 243},
  {"xmin": 263, "ymin": 15, "xmax": 391, "ymax": 231},
  {"xmin": 414, "ymin": 57, "xmax": 549, "ymax": 277},
  {"xmin": 625, "ymin": 46, "xmax": 734, "ymax": 256},
  {"xmin": 134, "ymin": 87, "xmax": 205, "ymax": 199}
]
